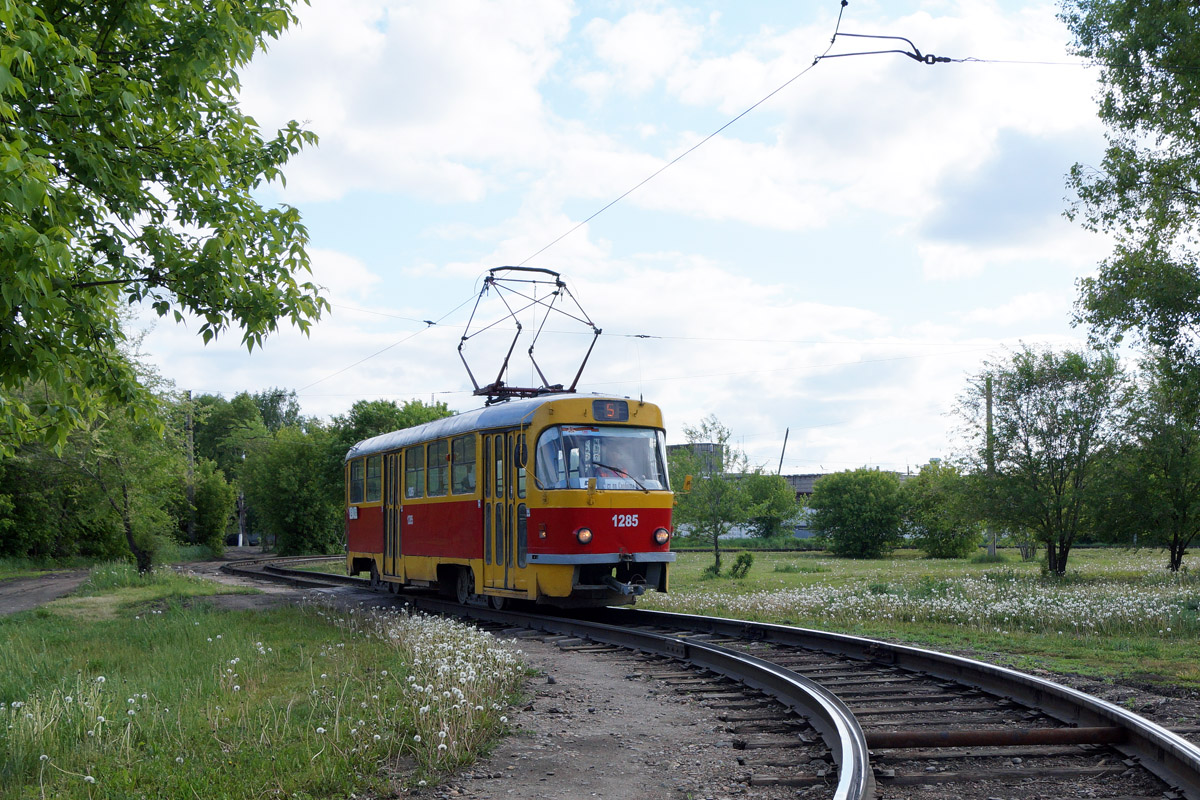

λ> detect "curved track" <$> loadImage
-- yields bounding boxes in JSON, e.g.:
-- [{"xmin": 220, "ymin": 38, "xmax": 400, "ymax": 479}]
[{"xmin": 228, "ymin": 559, "xmax": 1200, "ymax": 800}]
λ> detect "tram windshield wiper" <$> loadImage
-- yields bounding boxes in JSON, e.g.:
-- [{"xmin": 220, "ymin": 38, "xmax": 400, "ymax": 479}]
[{"xmin": 592, "ymin": 462, "xmax": 650, "ymax": 493}]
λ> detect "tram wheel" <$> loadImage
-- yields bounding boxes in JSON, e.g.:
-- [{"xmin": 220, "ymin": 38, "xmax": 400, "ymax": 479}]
[
  {"xmin": 489, "ymin": 594, "xmax": 506, "ymax": 611},
  {"xmin": 455, "ymin": 567, "xmax": 474, "ymax": 605}
]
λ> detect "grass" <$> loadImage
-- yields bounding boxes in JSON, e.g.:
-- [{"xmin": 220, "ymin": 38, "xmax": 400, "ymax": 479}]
[
  {"xmin": 0, "ymin": 564, "xmax": 526, "ymax": 799},
  {"xmin": 288, "ymin": 558, "xmax": 349, "ymax": 576},
  {"xmin": 650, "ymin": 548, "xmax": 1200, "ymax": 688}
]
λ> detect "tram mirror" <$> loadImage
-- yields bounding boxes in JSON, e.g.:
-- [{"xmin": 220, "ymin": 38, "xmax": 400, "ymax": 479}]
[{"xmin": 682, "ymin": 475, "xmax": 693, "ymax": 492}]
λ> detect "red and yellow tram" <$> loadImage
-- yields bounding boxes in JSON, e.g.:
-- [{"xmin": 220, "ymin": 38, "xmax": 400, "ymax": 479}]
[{"xmin": 344, "ymin": 394, "xmax": 674, "ymax": 607}]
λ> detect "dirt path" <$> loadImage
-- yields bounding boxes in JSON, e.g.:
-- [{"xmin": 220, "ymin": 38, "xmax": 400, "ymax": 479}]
[{"xmin": 0, "ymin": 570, "xmax": 90, "ymax": 616}]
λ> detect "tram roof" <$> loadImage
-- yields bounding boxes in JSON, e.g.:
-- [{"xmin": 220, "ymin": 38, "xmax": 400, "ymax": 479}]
[{"xmin": 344, "ymin": 393, "xmax": 635, "ymax": 461}]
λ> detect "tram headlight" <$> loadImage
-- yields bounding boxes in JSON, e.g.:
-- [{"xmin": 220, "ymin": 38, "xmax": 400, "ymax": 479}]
[
  {"xmin": 653, "ymin": 527, "xmax": 670, "ymax": 546},
  {"xmin": 575, "ymin": 527, "xmax": 593, "ymax": 545}
]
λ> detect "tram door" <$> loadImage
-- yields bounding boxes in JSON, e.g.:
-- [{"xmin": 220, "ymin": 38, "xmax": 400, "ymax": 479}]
[
  {"xmin": 483, "ymin": 432, "xmax": 509, "ymax": 590},
  {"xmin": 511, "ymin": 434, "xmax": 527, "ymax": 591},
  {"xmin": 385, "ymin": 453, "xmax": 402, "ymax": 578}
]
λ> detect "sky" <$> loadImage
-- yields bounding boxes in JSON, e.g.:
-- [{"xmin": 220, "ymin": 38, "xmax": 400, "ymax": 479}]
[{"xmin": 136, "ymin": 0, "xmax": 1113, "ymax": 474}]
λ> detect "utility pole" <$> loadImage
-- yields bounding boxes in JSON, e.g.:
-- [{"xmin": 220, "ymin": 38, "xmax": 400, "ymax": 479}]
[
  {"xmin": 985, "ymin": 375, "xmax": 996, "ymax": 557},
  {"xmin": 777, "ymin": 428, "xmax": 789, "ymax": 475}
]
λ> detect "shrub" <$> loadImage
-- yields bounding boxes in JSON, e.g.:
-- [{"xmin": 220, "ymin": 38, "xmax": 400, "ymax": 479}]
[
  {"xmin": 729, "ymin": 552, "xmax": 754, "ymax": 579},
  {"xmin": 808, "ymin": 469, "xmax": 903, "ymax": 559}
]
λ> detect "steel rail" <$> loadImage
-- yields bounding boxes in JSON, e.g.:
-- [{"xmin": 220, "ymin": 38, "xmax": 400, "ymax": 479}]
[
  {"xmin": 409, "ymin": 595, "xmax": 875, "ymax": 800},
  {"xmin": 603, "ymin": 607, "xmax": 1200, "ymax": 800}
]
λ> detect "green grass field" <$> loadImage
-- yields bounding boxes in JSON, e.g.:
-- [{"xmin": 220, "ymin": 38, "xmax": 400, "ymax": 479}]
[
  {"xmin": 0, "ymin": 563, "xmax": 525, "ymax": 799},
  {"xmin": 647, "ymin": 547, "xmax": 1200, "ymax": 688}
]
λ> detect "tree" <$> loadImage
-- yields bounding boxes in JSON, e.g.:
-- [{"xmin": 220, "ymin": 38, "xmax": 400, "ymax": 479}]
[
  {"xmin": 808, "ymin": 468, "xmax": 903, "ymax": 559},
  {"xmin": 958, "ymin": 346, "xmax": 1122, "ymax": 575},
  {"xmin": 742, "ymin": 471, "xmax": 799, "ymax": 538},
  {"xmin": 669, "ymin": 416, "xmax": 748, "ymax": 575},
  {"xmin": 1096, "ymin": 359, "xmax": 1200, "ymax": 571},
  {"xmin": 1063, "ymin": 3, "xmax": 1200, "ymax": 369},
  {"xmin": 330, "ymin": 398, "xmax": 453, "ymax": 454},
  {"xmin": 0, "ymin": 1, "xmax": 325, "ymax": 457},
  {"xmin": 901, "ymin": 461, "xmax": 981, "ymax": 559},
  {"xmin": 193, "ymin": 459, "xmax": 236, "ymax": 553},
  {"xmin": 254, "ymin": 388, "xmax": 303, "ymax": 433},
  {"xmin": 242, "ymin": 423, "xmax": 343, "ymax": 556}
]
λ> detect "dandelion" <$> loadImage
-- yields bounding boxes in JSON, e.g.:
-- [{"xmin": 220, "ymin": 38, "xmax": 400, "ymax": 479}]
[
  {"xmin": 373, "ymin": 734, "xmax": 381, "ymax": 742},
  {"xmin": 95, "ymin": 676, "xmax": 105, "ymax": 684},
  {"xmin": 316, "ymin": 727, "xmax": 326, "ymax": 734},
  {"xmin": 500, "ymin": 715, "xmax": 508, "ymax": 723},
  {"xmin": 39, "ymin": 755, "xmax": 48, "ymax": 762},
  {"xmin": 233, "ymin": 686, "xmax": 240, "ymax": 692},
  {"xmin": 96, "ymin": 716, "xmax": 105, "ymax": 723},
  {"xmin": 64, "ymin": 696, "xmax": 72, "ymax": 704},
  {"xmin": 438, "ymin": 743, "xmax": 447, "ymax": 751},
  {"xmin": 175, "ymin": 757, "xmax": 184, "ymax": 764},
  {"xmin": 128, "ymin": 709, "xmax": 136, "ymax": 716},
  {"xmin": 84, "ymin": 776, "xmax": 95, "ymax": 784},
  {"xmin": 381, "ymin": 670, "xmax": 388, "ymax": 677},
  {"xmin": 413, "ymin": 734, "xmax": 422, "ymax": 743}
]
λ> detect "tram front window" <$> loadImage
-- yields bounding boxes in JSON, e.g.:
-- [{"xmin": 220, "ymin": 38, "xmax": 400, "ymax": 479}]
[{"xmin": 534, "ymin": 426, "xmax": 668, "ymax": 490}]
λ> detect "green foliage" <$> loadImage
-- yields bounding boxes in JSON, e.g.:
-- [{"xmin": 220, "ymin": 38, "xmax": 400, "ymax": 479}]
[
  {"xmin": 901, "ymin": 460, "xmax": 981, "ymax": 559},
  {"xmin": 958, "ymin": 346, "xmax": 1122, "ymax": 575},
  {"xmin": 669, "ymin": 415, "xmax": 749, "ymax": 574},
  {"xmin": 331, "ymin": 398, "xmax": 453, "ymax": 454},
  {"xmin": 0, "ymin": 0, "xmax": 325, "ymax": 458},
  {"xmin": 1063, "ymin": 2, "xmax": 1200, "ymax": 368},
  {"xmin": 193, "ymin": 459, "xmax": 235, "ymax": 554},
  {"xmin": 728, "ymin": 551, "xmax": 754, "ymax": 579},
  {"xmin": 808, "ymin": 468, "xmax": 903, "ymax": 559},
  {"xmin": 1094, "ymin": 358, "xmax": 1200, "ymax": 571},
  {"xmin": 242, "ymin": 424, "xmax": 343, "ymax": 556},
  {"xmin": 971, "ymin": 551, "xmax": 1010, "ymax": 565},
  {"xmin": 742, "ymin": 471, "xmax": 799, "ymax": 538}
]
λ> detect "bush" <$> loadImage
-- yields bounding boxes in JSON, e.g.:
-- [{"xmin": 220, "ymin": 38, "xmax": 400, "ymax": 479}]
[
  {"xmin": 808, "ymin": 469, "xmax": 903, "ymax": 559},
  {"xmin": 901, "ymin": 461, "xmax": 982, "ymax": 559},
  {"xmin": 728, "ymin": 552, "xmax": 754, "ymax": 578}
]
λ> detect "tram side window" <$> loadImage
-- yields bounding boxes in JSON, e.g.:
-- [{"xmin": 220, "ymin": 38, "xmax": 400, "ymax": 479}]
[
  {"xmin": 349, "ymin": 459, "xmax": 365, "ymax": 504},
  {"xmin": 451, "ymin": 435, "xmax": 476, "ymax": 495},
  {"xmin": 365, "ymin": 455, "xmax": 382, "ymax": 502},
  {"xmin": 516, "ymin": 435, "xmax": 526, "ymax": 499},
  {"xmin": 428, "ymin": 440, "xmax": 449, "ymax": 497},
  {"xmin": 404, "ymin": 446, "xmax": 425, "ymax": 499},
  {"xmin": 534, "ymin": 428, "xmax": 566, "ymax": 489}
]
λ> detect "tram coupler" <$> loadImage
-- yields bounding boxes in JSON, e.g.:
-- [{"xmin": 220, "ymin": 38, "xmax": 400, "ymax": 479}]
[{"xmin": 602, "ymin": 575, "xmax": 646, "ymax": 596}]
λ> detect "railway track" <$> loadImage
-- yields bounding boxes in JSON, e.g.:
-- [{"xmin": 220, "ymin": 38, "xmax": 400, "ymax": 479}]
[{"xmin": 226, "ymin": 558, "xmax": 1200, "ymax": 800}]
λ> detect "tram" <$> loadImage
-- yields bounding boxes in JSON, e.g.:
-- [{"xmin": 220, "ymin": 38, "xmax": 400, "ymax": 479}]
[{"xmin": 345, "ymin": 393, "xmax": 674, "ymax": 607}]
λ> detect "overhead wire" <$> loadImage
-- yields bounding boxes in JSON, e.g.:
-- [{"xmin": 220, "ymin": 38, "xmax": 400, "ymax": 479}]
[
  {"xmin": 517, "ymin": 0, "xmax": 850, "ymax": 267},
  {"xmin": 296, "ymin": 293, "xmax": 477, "ymax": 392}
]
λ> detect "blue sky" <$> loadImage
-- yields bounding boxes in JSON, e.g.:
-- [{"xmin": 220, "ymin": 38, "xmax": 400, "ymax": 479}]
[{"xmin": 138, "ymin": 0, "xmax": 1112, "ymax": 473}]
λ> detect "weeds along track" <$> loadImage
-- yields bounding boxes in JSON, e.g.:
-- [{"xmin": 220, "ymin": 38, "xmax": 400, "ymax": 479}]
[{"xmin": 235, "ymin": 559, "xmax": 1200, "ymax": 800}]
